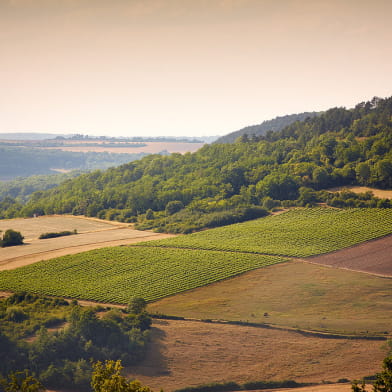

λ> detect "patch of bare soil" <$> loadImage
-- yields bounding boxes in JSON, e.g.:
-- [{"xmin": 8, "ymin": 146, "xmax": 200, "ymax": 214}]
[
  {"xmin": 327, "ymin": 186, "xmax": 392, "ymax": 199},
  {"xmin": 306, "ymin": 234, "xmax": 392, "ymax": 277},
  {"xmin": 126, "ymin": 319, "xmax": 386, "ymax": 392}
]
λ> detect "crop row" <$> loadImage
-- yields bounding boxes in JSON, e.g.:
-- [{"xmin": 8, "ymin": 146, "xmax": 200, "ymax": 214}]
[
  {"xmin": 140, "ymin": 208, "xmax": 392, "ymax": 257},
  {"xmin": 0, "ymin": 247, "xmax": 288, "ymax": 303}
]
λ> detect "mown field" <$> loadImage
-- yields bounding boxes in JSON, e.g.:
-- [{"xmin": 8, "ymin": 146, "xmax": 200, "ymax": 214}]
[
  {"xmin": 0, "ymin": 215, "xmax": 172, "ymax": 271},
  {"xmin": 0, "ymin": 247, "xmax": 287, "ymax": 302},
  {"xmin": 0, "ymin": 215, "xmax": 119, "ymax": 240},
  {"xmin": 126, "ymin": 319, "xmax": 388, "ymax": 392},
  {"xmin": 148, "ymin": 260, "xmax": 392, "ymax": 334},
  {"xmin": 141, "ymin": 208, "xmax": 392, "ymax": 257}
]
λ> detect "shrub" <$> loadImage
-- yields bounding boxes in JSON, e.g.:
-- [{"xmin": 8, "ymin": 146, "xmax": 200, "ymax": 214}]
[
  {"xmin": 0, "ymin": 229, "xmax": 24, "ymax": 247},
  {"xmin": 5, "ymin": 306, "xmax": 28, "ymax": 323},
  {"xmin": 39, "ymin": 230, "xmax": 77, "ymax": 239}
]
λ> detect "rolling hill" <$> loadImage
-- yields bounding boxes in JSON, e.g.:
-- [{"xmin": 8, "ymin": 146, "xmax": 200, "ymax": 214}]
[
  {"xmin": 0, "ymin": 96, "xmax": 390, "ymax": 231},
  {"xmin": 214, "ymin": 111, "xmax": 319, "ymax": 143}
]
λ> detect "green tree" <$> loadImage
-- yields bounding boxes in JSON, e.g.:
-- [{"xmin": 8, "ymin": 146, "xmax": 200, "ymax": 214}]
[
  {"xmin": 0, "ymin": 370, "xmax": 44, "ymax": 392},
  {"xmin": 1, "ymin": 230, "xmax": 24, "ymax": 247},
  {"xmin": 356, "ymin": 162, "xmax": 371, "ymax": 185},
  {"xmin": 91, "ymin": 360, "xmax": 152, "ymax": 392},
  {"xmin": 127, "ymin": 297, "xmax": 147, "ymax": 314},
  {"xmin": 145, "ymin": 209, "xmax": 154, "ymax": 220},
  {"xmin": 165, "ymin": 200, "xmax": 184, "ymax": 215}
]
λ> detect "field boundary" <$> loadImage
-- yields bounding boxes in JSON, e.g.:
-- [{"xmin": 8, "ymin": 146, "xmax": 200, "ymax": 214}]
[
  {"xmin": 1, "ymin": 289, "xmax": 386, "ymax": 340},
  {"xmin": 150, "ymin": 314, "xmax": 389, "ymax": 341}
]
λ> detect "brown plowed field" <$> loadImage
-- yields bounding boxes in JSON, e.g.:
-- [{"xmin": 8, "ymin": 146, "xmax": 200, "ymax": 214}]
[
  {"xmin": 306, "ymin": 234, "xmax": 392, "ymax": 277},
  {"xmin": 126, "ymin": 319, "xmax": 386, "ymax": 392}
]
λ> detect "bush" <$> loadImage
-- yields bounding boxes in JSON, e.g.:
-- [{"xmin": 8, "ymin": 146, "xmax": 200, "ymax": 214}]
[
  {"xmin": 5, "ymin": 306, "xmax": 28, "ymax": 323},
  {"xmin": 39, "ymin": 230, "xmax": 77, "ymax": 239},
  {"xmin": 0, "ymin": 229, "xmax": 24, "ymax": 247}
]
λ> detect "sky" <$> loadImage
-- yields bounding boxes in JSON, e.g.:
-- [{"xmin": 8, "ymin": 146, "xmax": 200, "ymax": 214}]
[{"xmin": 0, "ymin": 0, "xmax": 391, "ymax": 138}]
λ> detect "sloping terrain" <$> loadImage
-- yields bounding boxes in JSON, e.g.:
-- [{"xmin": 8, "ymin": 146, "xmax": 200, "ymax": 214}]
[
  {"xmin": 307, "ymin": 234, "xmax": 392, "ymax": 277},
  {"xmin": 148, "ymin": 261, "xmax": 392, "ymax": 334},
  {"xmin": 126, "ymin": 319, "xmax": 387, "ymax": 392},
  {"xmin": 142, "ymin": 208, "xmax": 392, "ymax": 257},
  {"xmin": 0, "ymin": 216, "xmax": 174, "ymax": 271}
]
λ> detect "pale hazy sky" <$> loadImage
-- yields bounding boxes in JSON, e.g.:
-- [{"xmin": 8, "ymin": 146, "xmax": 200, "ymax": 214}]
[{"xmin": 1, "ymin": 0, "xmax": 391, "ymax": 137}]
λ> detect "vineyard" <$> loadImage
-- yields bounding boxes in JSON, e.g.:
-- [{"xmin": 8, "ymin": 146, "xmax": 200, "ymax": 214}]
[
  {"xmin": 0, "ymin": 247, "xmax": 287, "ymax": 303},
  {"xmin": 141, "ymin": 208, "xmax": 392, "ymax": 257},
  {"xmin": 0, "ymin": 208, "xmax": 391, "ymax": 304}
]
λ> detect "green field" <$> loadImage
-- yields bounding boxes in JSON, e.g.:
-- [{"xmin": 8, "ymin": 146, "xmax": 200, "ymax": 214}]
[
  {"xmin": 0, "ymin": 247, "xmax": 287, "ymax": 303},
  {"xmin": 141, "ymin": 208, "xmax": 392, "ymax": 257}
]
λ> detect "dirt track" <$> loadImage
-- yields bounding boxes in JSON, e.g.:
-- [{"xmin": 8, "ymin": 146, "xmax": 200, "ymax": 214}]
[
  {"xmin": 126, "ymin": 319, "xmax": 386, "ymax": 392},
  {"xmin": 306, "ymin": 234, "xmax": 392, "ymax": 277}
]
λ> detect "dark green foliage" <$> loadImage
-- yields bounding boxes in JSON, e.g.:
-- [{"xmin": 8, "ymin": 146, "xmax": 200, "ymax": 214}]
[
  {"xmin": 38, "ymin": 230, "xmax": 77, "ymax": 239},
  {"xmin": 1, "ymin": 96, "xmax": 391, "ymax": 232},
  {"xmin": 127, "ymin": 297, "xmax": 147, "ymax": 314},
  {"xmin": 165, "ymin": 200, "xmax": 184, "ymax": 215},
  {"xmin": 174, "ymin": 379, "xmax": 310, "ymax": 392},
  {"xmin": 136, "ymin": 206, "xmax": 268, "ymax": 233},
  {"xmin": 0, "ymin": 370, "xmax": 44, "ymax": 392},
  {"xmin": 0, "ymin": 294, "xmax": 151, "ymax": 391},
  {"xmin": 174, "ymin": 382, "xmax": 241, "ymax": 392},
  {"xmin": 0, "ymin": 230, "xmax": 24, "ymax": 247}
]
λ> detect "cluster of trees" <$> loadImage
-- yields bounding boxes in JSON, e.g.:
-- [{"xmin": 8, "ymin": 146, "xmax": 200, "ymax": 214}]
[
  {"xmin": 0, "ymin": 360, "xmax": 153, "ymax": 392},
  {"xmin": 0, "ymin": 96, "xmax": 390, "ymax": 232},
  {"xmin": 0, "ymin": 293, "xmax": 151, "ymax": 391}
]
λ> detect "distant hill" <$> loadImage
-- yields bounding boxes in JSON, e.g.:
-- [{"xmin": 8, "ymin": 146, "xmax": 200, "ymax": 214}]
[
  {"xmin": 1, "ymin": 96, "xmax": 391, "ymax": 230},
  {"xmin": 0, "ymin": 132, "xmax": 67, "ymax": 140},
  {"xmin": 214, "ymin": 112, "xmax": 320, "ymax": 143}
]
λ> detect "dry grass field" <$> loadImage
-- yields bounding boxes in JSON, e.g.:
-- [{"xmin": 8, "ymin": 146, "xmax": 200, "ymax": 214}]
[
  {"xmin": 126, "ymin": 319, "xmax": 387, "ymax": 392},
  {"xmin": 328, "ymin": 186, "xmax": 392, "ymax": 199},
  {"xmin": 0, "ymin": 215, "xmax": 174, "ymax": 271},
  {"xmin": 0, "ymin": 215, "xmax": 121, "ymax": 240},
  {"xmin": 148, "ymin": 260, "xmax": 392, "ymax": 335}
]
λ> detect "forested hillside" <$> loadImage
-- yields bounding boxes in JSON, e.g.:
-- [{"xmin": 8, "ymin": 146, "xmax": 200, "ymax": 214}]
[
  {"xmin": 1, "ymin": 96, "xmax": 391, "ymax": 232},
  {"xmin": 0, "ymin": 146, "xmax": 148, "ymax": 180},
  {"xmin": 214, "ymin": 112, "xmax": 319, "ymax": 143},
  {"xmin": 0, "ymin": 172, "xmax": 84, "ymax": 202}
]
